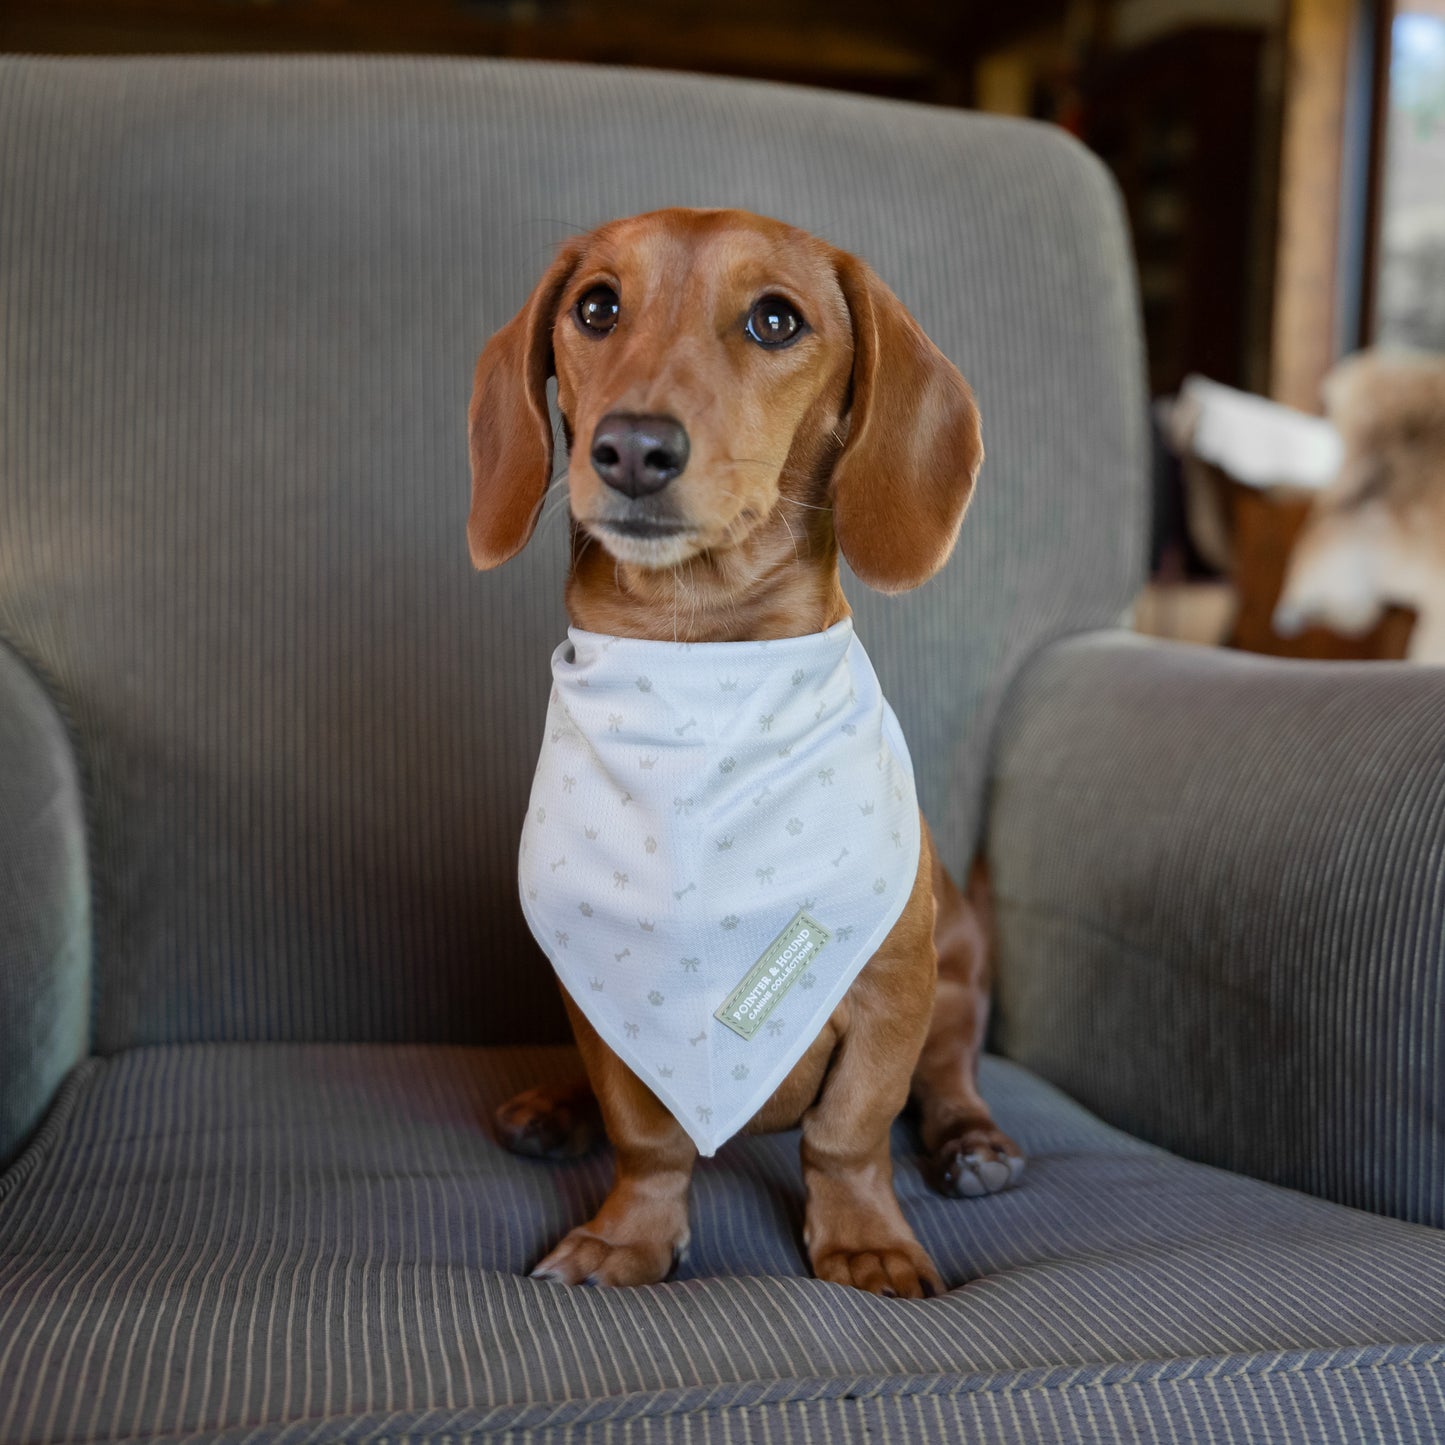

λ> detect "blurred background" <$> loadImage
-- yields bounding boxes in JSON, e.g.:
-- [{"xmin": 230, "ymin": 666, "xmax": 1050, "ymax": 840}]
[{"xmin": 4, "ymin": 0, "xmax": 1443, "ymax": 662}]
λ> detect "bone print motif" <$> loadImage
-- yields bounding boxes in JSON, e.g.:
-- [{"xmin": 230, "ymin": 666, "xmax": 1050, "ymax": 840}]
[
  {"xmin": 675, "ymin": 717, "xmax": 697, "ymax": 736},
  {"xmin": 550, "ymin": 856, "xmax": 567, "ymax": 872},
  {"xmin": 674, "ymin": 882, "xmax": 697, "ymax": 901},
  {"xmin": 614, "ymin": 946, "xmax": 631, "ymax": 963},
  {"xmin": 832, "ymin": 847, "xmax": 850, "ymax": 867},
  {"xmin": 690, "ymin": 1030, "xmax": 707, "ymax": 1046}
]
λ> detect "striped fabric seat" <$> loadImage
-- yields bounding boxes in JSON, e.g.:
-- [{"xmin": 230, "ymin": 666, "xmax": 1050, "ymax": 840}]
[{"xmin": 2, "ymin": 1046, "xmax": 1443, "ymax": 1441}]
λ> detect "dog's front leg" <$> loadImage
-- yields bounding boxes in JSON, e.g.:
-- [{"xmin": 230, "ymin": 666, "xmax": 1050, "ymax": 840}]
[
  {"xmin": 531, "ymin": 994, "xmax": 696, "ymax": 1287},
  {"xmin": 800, "ymin": 859, "xmax": 944, "ymax": 1298}
]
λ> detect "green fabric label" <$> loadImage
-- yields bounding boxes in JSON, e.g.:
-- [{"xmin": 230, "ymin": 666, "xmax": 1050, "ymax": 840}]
[{"xmin": 714, "ymin": 911, "xmax": 832, "ymax": 1040}]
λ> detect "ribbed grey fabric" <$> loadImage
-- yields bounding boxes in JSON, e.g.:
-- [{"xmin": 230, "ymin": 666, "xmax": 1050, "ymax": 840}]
[
  {"xmin": 989, "ymin": 632, "xmax": 1445, "ymax": 1228},
  {"xmin": 0, "ymin": 640, "xmax": 90, "ymax": 1166},
  {"xmin": 2, "ymin": 1045, "xmax": 1442, "ymax": 1443},
  {"xmin": 0, "ymin": 56, "xmax": 1145, "ymax": 1051}
]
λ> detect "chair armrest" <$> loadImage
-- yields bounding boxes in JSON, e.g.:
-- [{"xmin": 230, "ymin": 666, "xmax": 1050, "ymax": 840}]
[
  {"xmin": 0, "ymin": 640, "xmax": 90, "ymax": 1169},
  {"xmin": 986, "ymin": 630, "xmax": 1445, "ymax": 1226}
]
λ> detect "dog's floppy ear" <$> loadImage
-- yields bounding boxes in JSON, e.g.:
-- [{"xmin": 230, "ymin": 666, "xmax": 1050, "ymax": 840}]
[
  {"xmin": 829, "ymin": 252, "xmax": 983, "ymax": 593},
  {"xmin": 467, "ymin": 242, "xmax": 582, "ymax": 570}
]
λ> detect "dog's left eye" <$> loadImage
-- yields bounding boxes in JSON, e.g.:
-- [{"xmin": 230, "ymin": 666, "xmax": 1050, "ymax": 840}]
[
  {"xmin": 575, "ymin": 285, "xmax": 620, "ymax": 335},
  {"xmin": 746, "ymin": 297, "xmax": 804, "ymax": 348}
]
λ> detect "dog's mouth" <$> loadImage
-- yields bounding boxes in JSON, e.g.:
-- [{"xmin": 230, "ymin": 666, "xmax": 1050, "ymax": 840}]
[{"xmin": 596, "ymin": 517, "xmax": 693, "ymax": 540}]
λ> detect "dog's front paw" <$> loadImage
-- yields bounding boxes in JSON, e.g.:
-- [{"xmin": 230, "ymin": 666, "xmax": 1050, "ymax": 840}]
[
  {"xmin": 810, "ymin": 1238, "xmax": 943, "ymax": 1299},
  {"xmin": 530, "ymin": 1226, "xmax": 687, "ymax": 1288},
  {"xmin": 934, "ymin": 1125, "xmax": 1025, "ymax": 1198}
]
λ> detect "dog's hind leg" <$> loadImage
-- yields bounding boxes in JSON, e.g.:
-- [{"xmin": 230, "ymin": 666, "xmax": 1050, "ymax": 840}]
[
  {"xmin": 911, "ymin": 845, "xmax": 1025, "ymax": 1198},
  {"xmin": 495, "ymin": 1076, "xmax": 602, "ymax": 1159}
]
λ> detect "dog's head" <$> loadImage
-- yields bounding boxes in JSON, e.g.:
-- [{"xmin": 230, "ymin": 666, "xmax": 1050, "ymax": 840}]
[{"xmin": 467, "ymin": 208, "xmax": 981, "ymax": 595}]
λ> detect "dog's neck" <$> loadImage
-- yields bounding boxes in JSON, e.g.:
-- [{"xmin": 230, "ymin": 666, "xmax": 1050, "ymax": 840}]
[{"xmin": 564, "ymin": 510, "xmax": 851, "ymax": 643}]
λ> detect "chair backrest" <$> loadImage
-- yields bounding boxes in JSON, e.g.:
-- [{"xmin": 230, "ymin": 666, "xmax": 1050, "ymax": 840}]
[{"xmin": 0, "ymin": 57, "xmax": 1145, "ymax": 1050}]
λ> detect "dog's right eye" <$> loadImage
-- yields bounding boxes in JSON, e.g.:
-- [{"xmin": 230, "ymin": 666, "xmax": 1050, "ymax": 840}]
[{"xmin": 575, "ymin": 285, "xmax": 620, "ymax": 335}]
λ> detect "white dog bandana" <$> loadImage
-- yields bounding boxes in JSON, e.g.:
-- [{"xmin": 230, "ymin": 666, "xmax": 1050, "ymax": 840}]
[{"xmin": 518, "ymin": 618, "xmax": 921, "ymax": 1156}]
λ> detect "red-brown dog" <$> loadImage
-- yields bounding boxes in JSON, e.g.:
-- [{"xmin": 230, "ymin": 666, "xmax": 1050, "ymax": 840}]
[{"xmin": 471, "ymin": 208, "xmax": 1022, "ymax": 1298}]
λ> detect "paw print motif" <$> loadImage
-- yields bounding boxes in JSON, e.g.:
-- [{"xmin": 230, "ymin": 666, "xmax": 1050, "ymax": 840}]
[
  {"xmin": 645, "ymin": 836, "xmax": 658, "ymax": 854},
  {"xmin": 719, "ymin": 757, "xmax": 737, "ymax": 774},
  {"xmin": 791, "ymin": 668, "xmax": 806, "ymax": 685},
  {"xmin": 674, "ymin": 797, "xmax": 695, "ymax": 816},
  {"xmin": 578, "ymin": 902, "xmax": 594, "ymax": 917},
  {"xmin": 624, "ymin": 1021, "xmax": 640, "ymax": 1039},
  {"xmin": 756, "ymin": 866, "xmax": 775, "ymax": 885},
  {"xmin": 648, "ymin": 990, "xmax": 665, "ymax": 1006},
  {"xmin": 766, "ymin": 1018, "xmax": 786, "ymax": 1037},
  {"xmin": 679, "ymin": 957, "xmax": 701, "ymax": 972},
  {"xmin": 759, "ymin": 714, "xmax": 775, "ymax": 733},
  {"xmin": 635, "ymin": 677, "xmax": 653, "ymax": 693},
  {"xmin": 732, "ymin": 1064, "xmax": 749, "ymax": 1080},
  {"xmin": 799, "ymin": 973, "xmax": 817, "ymax": 991},
  {"xmin": 786, "ymin": 817, "xmax": 804, "ymax": 836},
  {"xmin": 873, "ymin": 877, "xmax": 887, "ymax": 894},
  {"xmin": 608, "ymin": 713, "xmax": 623, "ymax": 732},
  {"xmin": 841, "ymin": 722, "xmax": 857, "ymax": 737},
  {"xmin": 721, "ymin": 915, "xmax": 740, "ymax": 931},
  {"xmin": 614, "ymin": 870, "xmax": 629, "ymax": 890}
]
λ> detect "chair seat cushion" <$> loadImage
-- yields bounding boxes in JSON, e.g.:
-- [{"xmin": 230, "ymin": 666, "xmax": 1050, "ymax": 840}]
[{"xmin": 1, "ymin": 1044, "xmax": 1442, "ymax": 1442}]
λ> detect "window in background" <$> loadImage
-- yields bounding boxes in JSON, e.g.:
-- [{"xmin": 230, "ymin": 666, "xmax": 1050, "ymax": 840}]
[{"xmin": 1374, "ymin": 1, "xmax": 1445, "ymax": 348}]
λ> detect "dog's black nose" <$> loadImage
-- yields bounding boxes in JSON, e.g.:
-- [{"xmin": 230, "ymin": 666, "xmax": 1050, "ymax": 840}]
[{"xmin": 590, "ymin": 413, "xmax": 690, "ymax": 498}]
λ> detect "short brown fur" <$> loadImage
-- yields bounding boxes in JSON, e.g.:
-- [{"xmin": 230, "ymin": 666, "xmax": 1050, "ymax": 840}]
[{"xmin": 473, "ymin": 209, "xmax": 1020, "ymax": 1297}]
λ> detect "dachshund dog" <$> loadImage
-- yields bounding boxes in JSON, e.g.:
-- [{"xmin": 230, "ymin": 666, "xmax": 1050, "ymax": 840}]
[{"xmin": 470, "ymin": 208, "xmax": 1022, "ymax": 1298}]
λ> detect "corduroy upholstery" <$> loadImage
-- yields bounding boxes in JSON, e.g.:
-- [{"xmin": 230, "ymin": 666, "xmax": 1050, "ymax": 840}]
[
  {"xmin": 989, "ymin": 634, "xmax": 1445, "ymax": 1229},
  {"xmin": 2, "ymin": 53, "xmax": 1444, "ymax": 1445},
  {"xmin": 2, "ymin": 1048, "xmax": 1444, "ymax": 1443},
  {"xmin": 0, "ymin": 642, "xmax": 90, "ymax": 1165}
]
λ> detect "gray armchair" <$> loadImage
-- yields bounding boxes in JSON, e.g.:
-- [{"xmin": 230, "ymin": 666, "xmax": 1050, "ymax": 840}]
[{"xmin": 1, "ymin": 56, "xmax": 1441, "ymax": 1444}]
